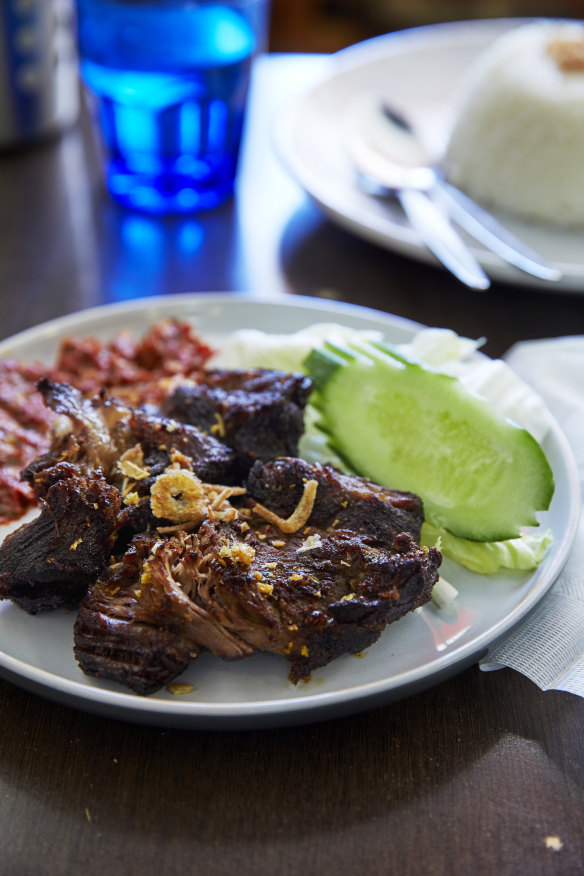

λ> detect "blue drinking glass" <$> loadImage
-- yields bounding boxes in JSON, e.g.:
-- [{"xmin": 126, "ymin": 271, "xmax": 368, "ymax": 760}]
[{"xmin": 75, "ymin": 0, "xmax": 269, "ymax": 214}]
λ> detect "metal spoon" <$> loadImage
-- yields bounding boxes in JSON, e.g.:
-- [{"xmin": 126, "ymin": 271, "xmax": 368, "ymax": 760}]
[
  {"xmin": 349, "ymin": 133, "xmax": 490, "ymax": 289},
  {"xmin": 351, "ymin": 102, "xmax": 562, "ymax": 284}
]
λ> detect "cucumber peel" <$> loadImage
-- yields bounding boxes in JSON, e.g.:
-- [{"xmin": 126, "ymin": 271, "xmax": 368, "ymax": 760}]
[{"xmin": 305, "ymin": 340, "xmax": 554, "ymax": 542}]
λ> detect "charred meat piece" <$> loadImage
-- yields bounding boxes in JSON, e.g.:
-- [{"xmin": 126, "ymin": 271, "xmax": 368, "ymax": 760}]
[
  {"xmin": 21, "ymin": 382, "xmax": 234, "ymax": 536},
  {"xmin": 74, "ymin": 532, "xmax": 253, "ymax": 695},
  {"xmin": 0, "ymin": 472, "xmax": 121, "ymax": 613},
  {"xmin": 22, "ymin": 379, "xmax": 133, "ymax": 493},
  {"xmin": 74, "ymin": 514, "xmax": 440, "ymax": 692},
  {"xmin": 162, "ymin": 369, "xmax": 312, "ymax": 477},
  {"xmin": 246, "ymin": 457, "xmax": 425, "ymax": 544},
  {"xmin": 23, "ymin": 460, "xmax": 95, "ymax": 501},
  {"xmin": 190, "ymin": 519, "xmax": 440, "ymax": 683},
  {"xmin": 19, "ymin": 378, "xmax": 239, "ymax": 544},
  {"xmin": 130, "ymin": 408, "xmax": 234, "ymax": 484},
  {"xmin": 115, "ymin": 409, "xmax": 236, "ymax": 535}
]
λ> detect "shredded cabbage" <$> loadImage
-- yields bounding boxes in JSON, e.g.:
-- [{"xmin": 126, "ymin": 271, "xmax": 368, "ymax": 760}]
[
  {"xmin": 214, "ymin": 323, "xmax": 384, "ymax": 372},
  {"xmin": 421, "ymin": 523, "xmax": 553, "ymax": 575}
]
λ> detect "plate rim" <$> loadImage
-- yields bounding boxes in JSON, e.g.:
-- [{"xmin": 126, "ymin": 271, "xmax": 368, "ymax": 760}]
[
  {"xmin": 274, "ymin": 16, "xmax": 584, "ymax": 292},
  {"xmin": 0, "ymin": 293, "xmax": 579, "ymax": 727}
]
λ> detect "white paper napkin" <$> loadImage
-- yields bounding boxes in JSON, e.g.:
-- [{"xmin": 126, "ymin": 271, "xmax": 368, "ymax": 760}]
[{"xmin": 479, "ymin": 336, "xmax": 584, "ymax": 696}]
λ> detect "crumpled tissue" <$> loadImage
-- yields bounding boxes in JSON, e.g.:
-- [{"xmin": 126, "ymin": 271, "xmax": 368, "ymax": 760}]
[{"xmin": 479, "ymin": 335, "xmax": 584, "ymax": 696}]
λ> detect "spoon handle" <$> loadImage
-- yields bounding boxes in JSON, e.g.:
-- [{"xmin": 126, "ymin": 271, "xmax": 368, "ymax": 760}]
[
  {"xmin": 435, "ymin": 180, "xmax": 562, "ymax": 282},
  {"xmin": 398, "ymin": 189, "xmax": 490, "ymax": 290}
]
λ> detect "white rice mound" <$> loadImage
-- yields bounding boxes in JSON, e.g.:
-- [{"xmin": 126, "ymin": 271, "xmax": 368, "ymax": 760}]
[{"xmin": 443, "ymin": 21, "xmax": 584, "ymax": 226}]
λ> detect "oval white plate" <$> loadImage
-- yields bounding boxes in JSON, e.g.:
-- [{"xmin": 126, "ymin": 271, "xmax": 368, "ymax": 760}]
[
  {"xmin": 275, "ymin": 18, "xmax": 584, "ymax": 292},
  {"xmin": 0, "ymin": 294, "xmax": 579, "ymax": 728}
]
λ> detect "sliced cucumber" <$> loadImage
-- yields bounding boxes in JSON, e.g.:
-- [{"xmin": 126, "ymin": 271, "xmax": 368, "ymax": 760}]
[{"xmin": 305, "ymin": 340, "xmax": 554, "ymax": 542}]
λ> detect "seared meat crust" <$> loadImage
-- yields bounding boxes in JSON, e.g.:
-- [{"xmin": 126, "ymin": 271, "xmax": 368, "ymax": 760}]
[
  {"xmin": 116, "ymin": 410, "xmax": 236, "ymax": 535},
  {"xmin": 162, "ymin": 369, "xmax": 312, "ymax": 477},
  {"xmin": 19, "ymin": 380, "xmax": 236, "ymax": 537},
  {"xmin": 73, "ymin": 535, "xmax": 202, "ymax": 695},
  {"xmin": 22, "ymin": 380, "xmax": 133, "ymax": 491},
  {"xmin": 246, "ymin": 457, "xmax": 425, "ymax": 544},
  {"xmin": 0, "ymin": 472, "xmax": 121, "ymax": 613},
  {"xmin": 73, "ymin": 511, "xmax": 440, "ymax": 692},
  {"xmin": 192, "ymin": 519, "xmax": 439, "ymax": 683},
  {"xmin": 1, "ymin": 378, "xmax": 244, "ymax": 617},
  {"xmin": 74, "ymin": 532, "xmax": 253, "ymax": 694},
  {"xmin": 24, "ymin": 381, "xmax": 234, "ymax": 493},
  {"xmin": 130, "ymin": 408, "xmax": 235, "ymax": 484}
]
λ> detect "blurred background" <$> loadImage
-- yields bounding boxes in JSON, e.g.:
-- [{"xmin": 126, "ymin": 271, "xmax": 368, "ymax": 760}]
[{"xmin": 269, "ymin": 0, "xmax": 584, "ymax": 52}]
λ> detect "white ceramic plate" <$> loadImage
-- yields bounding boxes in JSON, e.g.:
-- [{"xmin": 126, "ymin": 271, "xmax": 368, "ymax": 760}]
[
  {"xmin": 275, "ymin": 18, "xmax": 584, "ymax": 292},
  {"xmin": 0, "ymin": 294, "xmax": 579, "ymax": 728}
]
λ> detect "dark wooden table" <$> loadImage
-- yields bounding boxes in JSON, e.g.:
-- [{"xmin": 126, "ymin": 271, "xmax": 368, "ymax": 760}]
[{"xmin": 0, "ymin": 54, "xmax": 583, "ymax": 876}]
